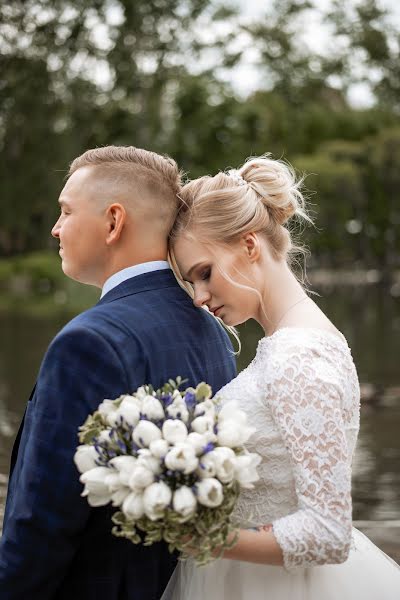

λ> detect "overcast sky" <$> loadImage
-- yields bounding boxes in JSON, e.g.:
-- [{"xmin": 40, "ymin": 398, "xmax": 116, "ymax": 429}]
[
  {"xmin": 224, "ymin": 0, "xmax": 400, "ymax": 106},
  {"xmin": 91, "ymin": 0, "xmax": 399, "ymax": 108}
]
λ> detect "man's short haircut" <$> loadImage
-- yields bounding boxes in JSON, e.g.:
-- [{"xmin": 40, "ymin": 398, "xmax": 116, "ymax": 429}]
[{"xmin": 69, "ymin": 145, "xmax": 183, "ymax": 234}]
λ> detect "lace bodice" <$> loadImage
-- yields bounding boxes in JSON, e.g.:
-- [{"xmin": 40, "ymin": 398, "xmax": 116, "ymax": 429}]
[{"xmin": 217, "ymin": 327, "xmax": 360, "ymax": 570}]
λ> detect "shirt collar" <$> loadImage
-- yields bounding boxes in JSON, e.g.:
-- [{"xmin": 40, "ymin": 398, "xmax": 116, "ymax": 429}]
[{"xmin": 101, "ymin": 261, "xmax": 170, "ymax": 298}]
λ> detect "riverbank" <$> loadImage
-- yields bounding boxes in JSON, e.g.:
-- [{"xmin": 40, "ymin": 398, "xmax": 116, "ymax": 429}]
[
  {"xmin": 1, "ymin": 252, "xmax": 399, "ymax": 291},
  {"xmin": 0, "ymin": 251, "xmax": 399, "ymax": 315}
]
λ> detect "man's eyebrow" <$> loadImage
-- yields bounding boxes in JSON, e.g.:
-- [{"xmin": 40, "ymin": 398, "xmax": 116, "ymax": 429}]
[{"xmin": 58, "ymin": 199, "xmax": 71, "ymax": 207}]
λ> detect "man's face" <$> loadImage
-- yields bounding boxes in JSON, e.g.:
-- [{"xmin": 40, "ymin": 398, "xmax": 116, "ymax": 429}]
[{"xmin": 51, "ymin": 167, "xmax": 108, "ymax": 287}]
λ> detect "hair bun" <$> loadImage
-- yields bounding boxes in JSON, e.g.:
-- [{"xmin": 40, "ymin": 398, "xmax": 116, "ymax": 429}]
[{"xmin": 239, "ymin": 156, "xmax": 304, "ymax": 225}]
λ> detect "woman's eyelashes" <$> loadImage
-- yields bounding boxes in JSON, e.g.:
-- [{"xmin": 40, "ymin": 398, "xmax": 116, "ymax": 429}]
[
  {"xmin": 183, "ymin": 266, "xmax": 211, "ymax": 284},
  {"xmin": 200, "ymin": 267, "xmax": 211, "ymax": 281}
]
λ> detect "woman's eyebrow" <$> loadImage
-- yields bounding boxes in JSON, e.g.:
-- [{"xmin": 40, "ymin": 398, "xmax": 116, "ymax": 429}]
[{"xmin": 183, "ymin": 262, "xmax": 205, "ymax": 281}]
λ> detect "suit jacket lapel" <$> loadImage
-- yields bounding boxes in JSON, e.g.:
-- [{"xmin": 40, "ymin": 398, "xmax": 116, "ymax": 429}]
[{"xmin": 9, "ymin": 383, "xmax": 36, "ymax": 476}]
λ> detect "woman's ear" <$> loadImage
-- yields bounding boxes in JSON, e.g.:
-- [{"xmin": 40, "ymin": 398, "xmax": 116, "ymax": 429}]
[
  {"xmin": 105, "ymin": 203, "xmax": 126, "ymax": 245},
  {"xmin": 242, "ymin": 232, "xmax": 261, "ymax": 263}
]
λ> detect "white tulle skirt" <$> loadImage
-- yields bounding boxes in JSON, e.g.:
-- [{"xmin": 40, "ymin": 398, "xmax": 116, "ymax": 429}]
[{"xmin": 161, "ymin": 528, "xmax": 400, "ymax": 600}]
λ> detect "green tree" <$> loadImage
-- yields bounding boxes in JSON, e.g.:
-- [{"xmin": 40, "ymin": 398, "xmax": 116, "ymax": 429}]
[{"xmin": 295, "ymin": 128, "xmax": 400, "ymax": 271}]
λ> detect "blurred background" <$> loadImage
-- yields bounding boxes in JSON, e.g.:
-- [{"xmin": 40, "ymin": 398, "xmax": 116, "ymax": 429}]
[{"xmin": 0, "ymin": 0, "xmax": 399, "ymax": 558}]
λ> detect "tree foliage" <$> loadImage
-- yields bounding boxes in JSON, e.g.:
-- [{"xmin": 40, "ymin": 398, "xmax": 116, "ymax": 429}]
[{"xmin": 0, "ymin": 0, "xmax": 398, "ymax": 268}]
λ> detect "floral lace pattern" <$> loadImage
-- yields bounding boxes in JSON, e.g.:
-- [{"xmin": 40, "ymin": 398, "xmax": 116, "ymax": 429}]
[{"xmin": 217, "ymin": 328, "xmax": 360, "ymax": 571}]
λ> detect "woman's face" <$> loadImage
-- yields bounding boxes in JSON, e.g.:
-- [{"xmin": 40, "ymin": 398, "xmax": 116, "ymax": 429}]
[{"xmin": 173, "ymin": 234, "xmax": 262, "ymax": 327}]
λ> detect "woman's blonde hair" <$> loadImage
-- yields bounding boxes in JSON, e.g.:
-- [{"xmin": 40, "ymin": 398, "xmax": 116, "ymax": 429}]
[
  {"xmin": 171, "ymin": 153, "xmax": 310, "ymax": 263},
  {"xmin": 168, "ymin": 155, "xmax": 312, "ymax": 346}
]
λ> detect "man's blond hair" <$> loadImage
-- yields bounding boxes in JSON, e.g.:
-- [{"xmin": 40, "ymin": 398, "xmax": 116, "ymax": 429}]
[{"xmin": 69, "ymin": 145, "xmax": 182, "ymax": 234}]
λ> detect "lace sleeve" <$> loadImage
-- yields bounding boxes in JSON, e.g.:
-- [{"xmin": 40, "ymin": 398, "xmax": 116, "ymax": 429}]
[{"xmin": 268, "ymin": 343, "xmax": 353, "ymax": 570}]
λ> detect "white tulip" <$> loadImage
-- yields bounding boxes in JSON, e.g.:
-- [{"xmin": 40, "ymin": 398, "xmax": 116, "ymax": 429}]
[
  {"xmin": 212, "ymin": 447, "xmax": 237, "ymax": 483},
  {"xmin": 109, "ymin": 456, "xmax": 138, "ymax": 486},
  {"xmin": 218, "ymin": 401, "xmax": 247, "ymax": 425},
  {"xmin": 123, "ymin": 491, "xmax": 145, "ymax": 520},
  {"xmin": 116, "ymin": 396, "xmax": 141, "ymax": 427},
  {"xmin": 194, "ymin": 399, "xmax": 215, "ymax": 418},
  {"xmin": 162, "ymin": 419, "xmax": 188, "ymax": 444},
  {"xmin": 195, "ymin": 478, "xmax": 224, "ymax": 508},
  {"xmin": 80, "ymin": 467, "xmax": 113, "ymax": 507},
  {"xmin": 104, "ymin": 472, "xmax": 131, "ymax": 507},
  {"xmin": 186, "ymin": 432, "xmax": 209, "ymax": 456},
  {"xmin": 165, "ymin": 443, "xmax": 199, "ymax": 474},
  {"xmin": 234, "ymin": 453, "xmax": 261, "ymax": 489},
  {"xmin": 217, "ymin": 421, "xmax": 255, "ymax": 448},
  {"xmin": 197, "ymin": 452, "xmax": 217, "ymax": 478},
  {"xmin": 122, "ymin": 393, "xmax": 142, "ymax": 408},
  {"xmin": 129, "ymin": 465, "xmax": 155, "ymax": 490},
  {"xmin": 173, "ymin": 486, "xmax": 197, "ymax": 519},
  {"xmin": 141, "ymin": 396, "xmax": 165, "ymax": 421},
  {"xmin": 74, "ymin": 445, "xmax": 99, "ymax": 473},
  {"xmin": 111, "ymin": 487, "xmax": 131, "ymax": 507},
  {"xmin": 137, "ymin": 448, "xmax": 162, "ymax": 474},
  {"xmin": 109, "ymin": 455, "xmax": 138, "ymax": 472},
  {"xmin": 166, "ymin": 399, "xmax": 189, "ymax": 423},
  {"xmin": 190, "ymin": 415, "xmax": 215, "ymax": 436},
  {"xmin": 149, "ymin": 438, "xmax": 169, "ymax": 458},
  {"xmin": 105, "ymin": 471, "xmax": 122, "ymax": 491},
  {"xmin": 98, "ymin": 399, "xmax": 117, "ymax": 417},
  {"xmin": 143, "ymin": 482, "xmax": 172, "ymax": 520},
  {"xmin": 135, "ymin": 386, "xmax": 148, "ymax": 400},
  {"xmin": 133, "ymin": 421, "xmax": 162, "ymax": 447},
  {"xmin": 106, "ymin": 410, "xmax": 122, "ymax": 428},
  {"xmin": 97, "ymin": 429, "xmax": 113, "ymax": 445}
]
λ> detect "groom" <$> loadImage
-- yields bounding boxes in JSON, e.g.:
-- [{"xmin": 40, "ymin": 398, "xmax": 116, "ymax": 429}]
[{"xmin": 0, "ymin": 146, "xmax": 236, "ymax": 599}]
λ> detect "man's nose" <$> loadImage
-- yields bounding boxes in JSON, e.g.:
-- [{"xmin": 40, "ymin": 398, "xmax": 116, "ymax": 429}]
[{"xmin": 51, "ymin": 220, "xmax": 60, "ymax": 239}]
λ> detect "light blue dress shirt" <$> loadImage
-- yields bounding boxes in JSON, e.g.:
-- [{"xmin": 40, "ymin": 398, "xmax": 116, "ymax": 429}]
[{"xmin": 100, "ymin": 261, "xmax": 170, "ymax": 298}]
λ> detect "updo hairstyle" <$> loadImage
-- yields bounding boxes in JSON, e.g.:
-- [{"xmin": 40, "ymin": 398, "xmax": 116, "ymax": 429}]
[{"xmin": 170, "ymin": 155, "xmax": 311, "ymax": 262}]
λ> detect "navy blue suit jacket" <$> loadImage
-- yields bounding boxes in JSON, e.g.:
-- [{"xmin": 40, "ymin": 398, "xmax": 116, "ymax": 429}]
[{"xmin": 0, "ymin": 270, "xmax": 236, "ymax": 600}]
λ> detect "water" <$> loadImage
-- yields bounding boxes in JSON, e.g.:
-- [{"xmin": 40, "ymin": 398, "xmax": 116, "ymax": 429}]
[{"xmin": 0, "ymin": 284, "xmax": 399, "ymax": 525}]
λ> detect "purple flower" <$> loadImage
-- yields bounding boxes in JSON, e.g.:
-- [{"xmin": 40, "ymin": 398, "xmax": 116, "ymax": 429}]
[
  {"xmin": 161, "ymin": 393, "xmax": 173, "ymax": 407},
  {"xmin": 117, "ymin": 439, "xmax": 127, "ymax": 452},
  {"xmin": 184, "ymin": 391, "xmax": 196, "ymax": 410},
  {"xmin": 202, "ymin": 442, "xmax": 215, "ymax": 454}
]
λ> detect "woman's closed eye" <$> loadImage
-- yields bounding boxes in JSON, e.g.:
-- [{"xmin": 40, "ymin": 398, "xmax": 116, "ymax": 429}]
[{"xmin": 200, "ymin": 268, "xmax": 211, "ymax": 281}]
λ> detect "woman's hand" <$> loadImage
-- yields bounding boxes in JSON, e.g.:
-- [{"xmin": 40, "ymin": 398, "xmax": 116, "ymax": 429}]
[
  {"xmin": 222, "ymin": 524, "xmax": 284, "ymax": 565},
  {"xmin": 180, "ymin": 524, "xmax": 280, "ymax": 565}
]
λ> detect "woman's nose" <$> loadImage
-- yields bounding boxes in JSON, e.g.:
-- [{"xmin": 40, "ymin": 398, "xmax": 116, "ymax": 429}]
[{"xmin": 193, "ymin": 286, "xmax": 210, "ymax": 308}]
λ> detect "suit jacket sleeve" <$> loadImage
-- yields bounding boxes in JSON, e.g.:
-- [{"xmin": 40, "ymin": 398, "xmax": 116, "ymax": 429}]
[{"xmin": 0, "ymin": 325, "xmax": 132, "ymax": 598}]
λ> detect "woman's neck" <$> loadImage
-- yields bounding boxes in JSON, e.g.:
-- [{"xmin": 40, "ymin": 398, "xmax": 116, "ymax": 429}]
[{"xmin": 256, "ymin": 262, "xmax": 307, "ymax": 336}]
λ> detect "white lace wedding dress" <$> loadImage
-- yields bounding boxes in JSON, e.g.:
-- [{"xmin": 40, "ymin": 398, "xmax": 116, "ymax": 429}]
[{"xmin": 162, "ymin": 327, "xmax": 400, "ymax": 599}]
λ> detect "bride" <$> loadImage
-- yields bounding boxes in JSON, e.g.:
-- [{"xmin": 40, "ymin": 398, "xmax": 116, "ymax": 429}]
[{"xmin": 162, "ymin": 155, "xmax": 400, "ymax": 599}]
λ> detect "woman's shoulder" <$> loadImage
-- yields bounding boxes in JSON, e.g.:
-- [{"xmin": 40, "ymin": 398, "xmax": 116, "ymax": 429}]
[
  {"xmin": 254, "ymin": 326, "xmax": 356, "ymax": 381},
  {"xmin": 259, "ymin": 326, "xmax": 350, "ymax": 353},
  {"xmin": 218, "ymin": 327, "xmax": 355, "ymax": 391}
]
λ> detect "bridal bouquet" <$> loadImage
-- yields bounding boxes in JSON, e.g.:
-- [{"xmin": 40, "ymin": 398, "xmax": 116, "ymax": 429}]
[{"xmin": 74, "ymin": 378, "xmax": 260, "ymax": 565}]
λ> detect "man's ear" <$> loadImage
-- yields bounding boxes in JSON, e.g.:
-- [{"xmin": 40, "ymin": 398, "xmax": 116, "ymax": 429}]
[
  {"xmin": 242, "ymin": 232, "xmax": 261, "ymax": 263},
  {"xmin": 105, "ymin": 203, "xmax": 127, "ymax": 245}
]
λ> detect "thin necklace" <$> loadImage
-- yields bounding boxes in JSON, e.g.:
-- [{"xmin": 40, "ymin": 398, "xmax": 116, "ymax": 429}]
[{"xmin": 271, "ymin": 296, "xmax": 309, "ymax": 335}]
